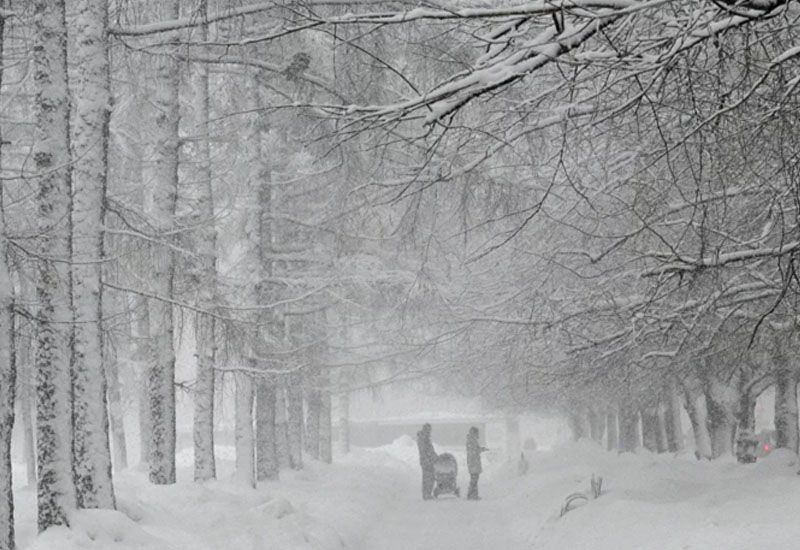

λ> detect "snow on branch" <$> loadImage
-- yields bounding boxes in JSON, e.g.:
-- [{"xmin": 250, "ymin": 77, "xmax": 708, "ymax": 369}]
[
  {"xmin": 338, "ymin": 0, "xmax": 790, "ymax": 124},
  {"xmin": 642, "ymin": 241, "xmax": 800, "ymax": 277},
  {"xmin": 110, "ymin": 2, "xmax": 282, "ymax": 36}
]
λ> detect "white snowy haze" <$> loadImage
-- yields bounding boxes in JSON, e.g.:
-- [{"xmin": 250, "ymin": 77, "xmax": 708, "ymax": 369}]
[{"xmin": 3, "ymin": 0, "xmax": 800, "ymax": 549}]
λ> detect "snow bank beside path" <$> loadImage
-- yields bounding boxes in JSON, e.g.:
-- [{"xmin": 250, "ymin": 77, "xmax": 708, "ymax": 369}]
[
  {"xmin": 19, "ymin": 445, "xmax": 413, "ymax": 550},
  {"xmin": 494, "ymin": 441, "xmax": 800, "ymax": 550}
]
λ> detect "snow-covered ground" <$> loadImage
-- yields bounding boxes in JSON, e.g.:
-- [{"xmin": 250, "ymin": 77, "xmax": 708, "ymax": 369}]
[{"xmin": 15, "ymin": 437, "xmax": 800, "ymax": 550}]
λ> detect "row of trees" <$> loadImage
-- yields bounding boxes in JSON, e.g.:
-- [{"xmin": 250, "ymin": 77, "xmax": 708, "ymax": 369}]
[
  {"xmin": 335, "ymin": 0, "xmax": 800, "ymax": 462},
  {"xmin": 0, "ymin": 2, "xmax": 433, "ymax": 549},
  {"xmin": 3, "ymin": 0, "xmax": 800, "ymax": 547}
]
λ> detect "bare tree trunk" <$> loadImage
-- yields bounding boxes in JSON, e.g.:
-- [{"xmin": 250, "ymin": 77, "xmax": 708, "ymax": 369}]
[
  {"xmin": 234, "ymin": 372, "xmax": 255, "ymax": 487},
  {"xmin": 133, "ymin": 296, "xmax": 150, "ymax": 465},
  {"xmin": 0, "ymin": 260, "xmax": 14, "ymax": 550},
  {"xmin": 304, "ymin": 384, "xmax": 321, "ymax": 460},
  {"xmin": 193, "ymin": 310, "xmax": 216, "ymax": 481},
  {"xmin": 144, "ymin": 0, "xmax": 180, "ymax": 486},
  {"xmin": 68, "ymin": 0, "xmax": 115, "ymax": 510},
  {"xmin": 704, "ymin": 376, "xmax": 738, "ymax": 459},
  {"xmin": 655, "ymin": 399, "xmax": 669, "ymax": 453},
  {"xmin": 618, "ymin": 401, "xmax": 640, "ymax": 453},
  {"xmin": 587, "ymin": 406, "xmax": 605, "ymax": 443},
  {"xmin": 319, "ymin": 376, "xmax": 332, "ymax": 464},
  {"xmin": 14, "ymin": 276, "xmax": 36, "ymax": 487},
  {"xmin": 20, "ymin": 366, "xmax": 36, "ymax": 486},
  {"xmin": 255, "ymin": 379, "xmax": 278, "ymax": 481},
  {"xmin": 664, "ymin": 382, "xmax": 684, "ymax": 452},
  {"xmin": 286, "ymin": 374, "xmax": 304, "ymax": 470},
  {"xmin": 682, "ymin": 383, "xmax": 712, "ymax": 460},
  {"xmin": 275, "ymin": 384, "xmax": 291, "ymax": 469},
  {"xmin": 640, "ymin": 405, "xmax": 659, "ymax": 452},
  {"xmin": 0, "ymin": 15, "xmax": 16, "ymax": 539},
  {"xmin": 338, "ymin": 389, "xmax": 350, "ymax": 455},
  {"xmin": 251, "ymin": 67, "xmax": 279, "ymax": 480},
  {"xmin": 774, "ymin": 364, "xmax": 799, "ymax": 454},
  {"xmin": 605, "ymin": 408, "xmax": 618, "ymax": 451},
  {"xmin": 33, "ymin": 0, "xmax": 76, "ymax": 531},
  {"xmin": 0, "ymin": 155, "xmax": 15, "ymax": 550},
  {"xmin": 105, "ymin": 329, "xmax": 127, "ymax": 471},
  {"xmin": 191, "ymin": 0, "xmax": 217, "ymax": 484},
  {"xmin": 566, "ymin": 409, "xmax": 587, "ymax": 441}
]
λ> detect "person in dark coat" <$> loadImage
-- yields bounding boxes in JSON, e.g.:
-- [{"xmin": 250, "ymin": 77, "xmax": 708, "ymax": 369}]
[
  {"xmin": 416, "ymin": 423, "xmax": 437, "ymax": 500},
  {"xmin": 466, "ymin": 426, "xmax": 488, "ymax": 500}
]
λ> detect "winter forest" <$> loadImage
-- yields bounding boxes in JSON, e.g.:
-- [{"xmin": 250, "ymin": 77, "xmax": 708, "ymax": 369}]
[{"xmin": 2, "ymin": 0, "xmax": 800, "ymax": 549}]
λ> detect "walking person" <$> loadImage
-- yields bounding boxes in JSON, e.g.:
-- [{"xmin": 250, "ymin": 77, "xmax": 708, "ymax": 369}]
[
  {"xmin": 416, "ymin": 423, "xmax": 437, "ymax": 500},
  {"xmin": 466, "ymin": 426, "xmax": 488, "ymax": 500}
]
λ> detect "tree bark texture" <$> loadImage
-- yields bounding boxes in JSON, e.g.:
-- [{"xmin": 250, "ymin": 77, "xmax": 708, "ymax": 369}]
[
  {"xmin": 287, "ymin": 374, "xmax": 304, "ymax": 470},
  {"xmin": 0, "ymin": 192, "xmax": 16, "ymax": 550},
  {"xmin": 319, "ymin": 385, "xmax": 332, "ymax": 464},
  {"xmin": 704, "ymin": 376, "xmax": 738, "ymax": 459},
  {"xmin": 255, "ymin": 379, "xmax": 279, "ymax": 481},
  {"xmin": 304, "ymin": 386, "xmax": 322, "ymax": 460},
  {"xmin": 774, "ymin": 363, "xmax": 799, "ymax": 454},
  {"xmin": 681, "ymin": 378, "xmax": 713, "ymax": 459},
  {"xmin": 133, "ymin": 296, "xmax": 151, "ymax": 465},
  {"xmin": 191, "ymin": 0, "xmax": 217, "ymax": 484},
  {"xmin": 68, "ymin": 0, "xmax": 115, "ymax": 510},
  {"xmin": 0, "ymin": 9, "xmax": 16, "ymax": 546},
  {"xmin": 275, "ymin": 384, "xmax": 291, "ymax": 469},
  {"xmin": 234, "ymin": 372, "xmax": 255, "ymax": 488},
  {"xmin": 105, "ymin": 331, "xmax": 127, "ymax": 471},
  {"xmin": 33, "ymin": 0, "xmax": 76, "ymax": 531},
  {"xmin": 143, "ymin": 0, "xmax": 180, "ymax": 486}
]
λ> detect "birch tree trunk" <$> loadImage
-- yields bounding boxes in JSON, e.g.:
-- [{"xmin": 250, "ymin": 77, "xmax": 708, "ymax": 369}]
[
  {"xmin": 105, "ymin": 327, "xmax": 127, "ymax": 471},
  {"xmin": 191, "ymin": 0, "xmax": 217, "ymax": 484},
  {"xmin": 0, "ymin": 9, "xmax": 16, "ymax": 545},
  {"xmin": 134, "ymin": 298, "xmax": 151, "ymax": 465},
  {"xmin": 21, "ymin": 370, "xmax": 36, "ymax": 486},
  {"xmin": 0, "ymin": 123, "xmax": 15, "ymax": 550},
  {"xmin": 255, "ymin": 379, "xmax": 279, "ymax": 481},
  {"xmin": 144, "ymin": 0, "xmax": 180, "ymax": 485},
  {"xmin": 33, "ymin": 0, "xmax": 76, "ymax": 531},
  {"xmin": 68, "ymin": 0, "xmax": 115, "ymax": 509},
  {"xmin": 0, "ymin": 251, "xmax": 14, "ymax": 550},
  {"xmin": 234, "ymin": 372, "xmax": 255, "ymax": 487},
  {"xmin": 14, "ymin": 275, "xmax": 36, "ymax": 487}
]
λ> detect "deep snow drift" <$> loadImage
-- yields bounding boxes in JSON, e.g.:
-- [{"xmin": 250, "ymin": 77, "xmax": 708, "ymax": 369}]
[{"xmin": 14, "ymin": 437, "xmax": 800, "ymax": 550}]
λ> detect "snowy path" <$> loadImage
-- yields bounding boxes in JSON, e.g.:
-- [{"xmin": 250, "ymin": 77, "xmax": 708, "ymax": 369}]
[{"xmin": 355, "ymin": 480, "xmax": 531, "ymax": 550}]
